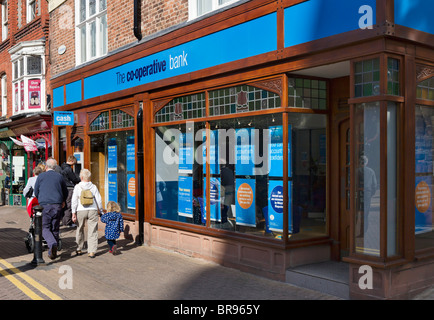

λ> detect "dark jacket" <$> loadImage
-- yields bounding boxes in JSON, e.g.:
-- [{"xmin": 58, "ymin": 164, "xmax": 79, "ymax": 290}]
[
  {"xmin": 34, "ymin": 170, "xmax": 68, "ymax": 206},
  {"xmin": 60, "ymin": 162, "xmax": 80, "ymax": 188}
]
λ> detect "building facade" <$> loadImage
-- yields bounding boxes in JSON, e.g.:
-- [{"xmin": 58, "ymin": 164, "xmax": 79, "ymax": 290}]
[
  {"xmin": 48, "ymin": 0, "xmax": 434, "ymax": 299},
  {"xmin": 0, "ymin": 0, "xmax": 52, "ymax": 206}
]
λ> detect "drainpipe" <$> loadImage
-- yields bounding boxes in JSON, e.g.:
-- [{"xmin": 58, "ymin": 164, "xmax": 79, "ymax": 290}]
[
  {"xmin": 136, "ymin": 104, "xmax": 144, "ymax": 245},
  {"xmin": 133, "ymin": 0, "xmax": 142, "ymax": 41}
]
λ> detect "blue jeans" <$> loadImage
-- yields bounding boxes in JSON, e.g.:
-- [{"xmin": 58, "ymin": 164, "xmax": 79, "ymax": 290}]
[{"xmin": 41, "ymin": 204, "xmax": 63, "ymax": 250}]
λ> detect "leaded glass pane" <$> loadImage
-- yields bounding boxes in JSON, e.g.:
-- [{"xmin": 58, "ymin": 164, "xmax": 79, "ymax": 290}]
[
  {"xmin": 417, "ymin": 76, "xmax": 434, "ymax": 101},
  {"xmin": 288, "ymin": 77, "xmax": 327, "ymax": 109},
  {"xmin": 90, "ymin": 111, "xmax": 109, "ymax": 131},
  {"xmin": 387, "ymin": 58, "xmax": 400, "ymax": 96},
  {"xmin": 154, "ymin": 92, "xmax": 206, "ymax": 123},
  {"xmin": 111, "ymin": 110, "xmax": 134, "ymax": 129},
  {"xmin": 354, "ymin": 58, "xmax": 380, "ymax": 98},
  {"xmin": 209, "ymin": 85, "xmax": 280, "ymax": 116}
]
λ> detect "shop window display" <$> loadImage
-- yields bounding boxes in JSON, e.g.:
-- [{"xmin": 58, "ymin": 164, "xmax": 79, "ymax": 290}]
[
  {"xmin": 415, "ymin": 105, "xmax": 434, "ymax": 250},
  {"xmin": 154, "ymin": 78, "xmax": 327, "ymax": 240},
  {"xmin": 90, "ymin": 130, "xmax": 135, "ymax": 215}
]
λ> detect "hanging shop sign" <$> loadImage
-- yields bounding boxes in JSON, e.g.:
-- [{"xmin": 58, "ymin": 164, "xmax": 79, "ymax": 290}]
[{"xmin": 53, "ymin": 111, "xmax": 74, "ymax": 126}]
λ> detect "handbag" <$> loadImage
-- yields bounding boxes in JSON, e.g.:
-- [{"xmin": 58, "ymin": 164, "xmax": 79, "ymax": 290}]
[{"xmin": 24, "ymin": 186, "xmax": 34, "ymax": 198}]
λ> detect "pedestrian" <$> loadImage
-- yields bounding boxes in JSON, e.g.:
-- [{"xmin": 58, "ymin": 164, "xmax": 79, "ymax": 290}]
[
  {"xmin": 60, "ymin": 155, "xmax": 80, "ymax": 227},
  {"xmin": 23, "ymin": 165, "xmax": 44, "ymax": 217},
  {"xmin": 71, "ymin": 169, "xmax": 103, "ymax": 258},
  {"xmin": 100, "ymin": 201, "xmax": 124, "ymax": 255},
  {"xmin": 34, "ymin": 158, "xmax": 68, "ymax": 260}
]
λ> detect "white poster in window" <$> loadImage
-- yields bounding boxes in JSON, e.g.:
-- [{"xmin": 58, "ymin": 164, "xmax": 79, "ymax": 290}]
[
  {"xmin": 14, "ymin": 83, "xmax": 18, "ymax": 112},
  {"xmin": 28, "ymin": 79, "xmax": 41, "ymax": 109}
]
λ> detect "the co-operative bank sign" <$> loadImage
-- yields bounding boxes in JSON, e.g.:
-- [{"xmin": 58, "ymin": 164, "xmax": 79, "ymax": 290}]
[
  {"xmin": 52, "ymin": 0, "xmax": 376, "ymax": 108},
  {"xmin": 54, "ymin": 111, "xmax": 74, "ymax": 126}
]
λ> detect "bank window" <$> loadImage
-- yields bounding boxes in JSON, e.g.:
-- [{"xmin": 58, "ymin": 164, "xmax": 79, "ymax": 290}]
[
  {"xmin": 90, "ymin": 130, "xmax": 135, "ymax": 216},
  {"xmin": 387, "ymin": 58, "xmax": 400, "ymax": 96},
  {"xmin": 75, "ymin": 0, "xmax": 107, "ymax": 65},
  {"xmin": 2, "ymin": 0, "xmax": 7, "ymax": 41},
  {"xmin": 154, "ymin": 92, "xmax": 206, "ymax": 123},
  {"xmin": 417, "ymin": 77, "xmax": 434, "ymax": 101},
  {"xmin": 288, "ymin": 77, "xmax": 327, "ymax": 109},
  {"xmin": 111, "ymin": 110, "xmax": 134, "ymax": 129},
  {"xmin": 209, "ymin": 85, "xmax": 280, "ymax": 116},
  {"xmin": 415, "ymin": 72, "xmax": 434, "ymax": 250},
  {"xmin": 354, "ymin": 58, "xmax": 380, "ymax": 97},
  {"xmin": 189, "ymin": 0, "xmax": 240, "ymax": 19},
  {"xmin": 89, "ymin": 111, "xmax": 109, "ymax": 131}
]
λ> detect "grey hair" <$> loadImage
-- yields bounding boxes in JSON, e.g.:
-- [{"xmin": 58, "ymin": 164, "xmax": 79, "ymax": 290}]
[
  {"xmin": 46, "ymin": 158, "xmax": 58, "ymax": 169},
  {"xmin": 79, "ymin": 169, "xmax": 91, "ymax": 181}
]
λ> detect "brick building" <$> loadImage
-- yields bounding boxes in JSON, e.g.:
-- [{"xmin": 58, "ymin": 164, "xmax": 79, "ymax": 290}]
[
  {"xmin": 0, "ymin": 0, "xmax": 52, "ymax": 206},
  {"xmin": 49, "ymin": 0, "xmax": 434, "ymax": 299}
]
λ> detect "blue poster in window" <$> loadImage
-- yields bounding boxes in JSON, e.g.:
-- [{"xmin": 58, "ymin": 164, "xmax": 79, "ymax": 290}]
[
  {"xmin": 236, "ymin": 128, "xmax": 255, "ymax": 176},
  {"xmin": 203, "ymin": 129, "xmax": 219, "ymax": 175},
  {"xmin": 204, "ymin": 177, "xmax": 221, "ymax": 222},
  {"xmin": 127, "ymin": 136, "xmax": 135, "ymax": 172},
  {"xmin": 235, "ymin": 178, "xmax": 256, "ymax": 227},
  {"xmin": 179, "ymin": 132, "xmax": 193, "ymax": 173},
  {"xmin": 415, "ymin": 175, "xmax": 433, "ymax": 234},
  {"xmin": 127, "ymin": 174, "xmax": 136, "ymax": 209},
  {"xmin": 267, "ymin": 180, "xmax": 293, "ymax": 233},
  {"xmin": 268, "ymin": 125, "xmax": 292, "ymax": 178},
  {"xmin": 178, "ymin": 175, "xmax": 193, "ymax": 217},
  {"xmin": 108, "ymin": 138, "xmax": 117, "ymax": 171},
  {"xmin": 108, "ymin": 173, "xmax": 118, "ymax": 202}
]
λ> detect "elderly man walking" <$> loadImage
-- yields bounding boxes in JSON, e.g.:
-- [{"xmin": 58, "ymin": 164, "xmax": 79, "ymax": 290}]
[{"xmin": 34, "ymin": 158, "xmax": 68, "ymax": 260}]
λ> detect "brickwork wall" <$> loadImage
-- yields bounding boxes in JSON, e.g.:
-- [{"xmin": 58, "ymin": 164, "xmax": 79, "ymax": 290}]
[
  {"xmin": 49, "ymin": 0, "xmax": 75, "ymax": 77},
  {"xmin": 50, "ymin": 0, "xmax": 189, "ymax": 77}
]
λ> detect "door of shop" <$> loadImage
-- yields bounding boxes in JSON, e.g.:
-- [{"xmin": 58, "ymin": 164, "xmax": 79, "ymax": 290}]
[{"xmin": 339, "ymin": 119, "xmax": 350, "ymax": 258}]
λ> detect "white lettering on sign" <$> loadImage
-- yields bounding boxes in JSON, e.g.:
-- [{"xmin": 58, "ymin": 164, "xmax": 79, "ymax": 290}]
[
  {"xmin": 56, "ymin": 115, "xmax": 72, "ymax": 122},
  {"xmin": 170, "ymin": 51, "xmax": 188, "ymax": 70}
]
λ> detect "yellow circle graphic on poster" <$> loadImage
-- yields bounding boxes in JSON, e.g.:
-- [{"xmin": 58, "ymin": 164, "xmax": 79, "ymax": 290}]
[
  {"xmin": 415, "ymin": 180, "xmax": 431, "ymax": 213},
  {"xmin": 237, "ymin": 183, "xmax": 253, "ymax": 209},
  {"xmin": 128, "ymin": 177, "xmax": 136, "ymax": 197}
]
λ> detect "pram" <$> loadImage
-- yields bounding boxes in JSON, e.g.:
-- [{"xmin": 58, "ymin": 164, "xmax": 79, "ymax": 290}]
[{"xmin": 24, "ymin": 198, "xmax": 62, "ymax": 253}]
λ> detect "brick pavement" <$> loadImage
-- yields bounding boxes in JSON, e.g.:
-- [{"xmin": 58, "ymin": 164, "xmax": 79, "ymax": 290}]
[{"xmin": 0, "ymin": 205, "xmax": 345, "ymax": 303}]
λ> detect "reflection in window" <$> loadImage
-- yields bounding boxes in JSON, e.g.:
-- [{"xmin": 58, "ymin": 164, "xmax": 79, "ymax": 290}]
[
  {"xmin": 417, "ymin": 77, "xmax": 434, "ymax": 101},
  {"xmin": 155, "ymin": 122, "xmax": 206, "ymax": 225},
  {"xmin": 354, "ymin": 58, "xmax": 380, "ymax": 97},
  {"xmin": 415, "ymin": 105, "xmax": 434, "ymax": 250},
  {"xmin": 153, "ymin": 113, "xmax": 327, "ymax": 240},
  {"xmin": 90, "ymin": 130, "xmax": 135, "ymax": 215},
  {"xmin": 355, "ymin": 102, "xmax": 380, "ymax": 256}
]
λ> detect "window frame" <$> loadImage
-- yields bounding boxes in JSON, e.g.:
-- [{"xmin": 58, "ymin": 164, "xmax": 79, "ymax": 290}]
[
  {"xmin": 151, "ymin": 74, "xmax": 330, "ymax": 246},
  {"xmin": 188, "ymin": 0, "xmax": 241, "ymax": 20},
  {"xmin": 9, "ymin": 41, "xmax": 46, "ymax": 116},
  {"xmin": 75, "ymin": 0, "xmax": 108, "ymax": 66},
  {"xmin": 26, "ymin": 0, "xmax": 36, "ymax": 23},
  {"xmin": 1, "ymin": 74, "xmax": 6, "ymax": 116},
  {"xmin": 2, "ymin": 0, "xmax": 7, "ymax": 41}
]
